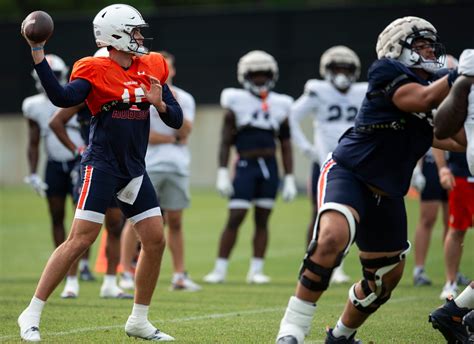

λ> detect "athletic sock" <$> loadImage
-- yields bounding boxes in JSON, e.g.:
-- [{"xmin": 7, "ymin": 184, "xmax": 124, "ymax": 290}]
[
  {"xmin": 102, "ymin": 274, "xmax": 117, "ymax": 289},
  {"xmin": 130, "ymin": 303, "xmax": 149, "ymax": 321},
  {"xmin": 78, "ymin": 259, "xmax": 89, "ymax": 271},
  {"xmin": 332, "ymin": 318, "xmax": 357, "ymax": 339},
  {"xmin": 413, "ymin": 265, "xmax": 424, "ymax": 276},
  {"xmin": 249, "ymin": 257, "xmax": 264, "ymax": 274},
  {"xmin": 215, "ymin": 258, "xmax": 228, "ymax": 273}
]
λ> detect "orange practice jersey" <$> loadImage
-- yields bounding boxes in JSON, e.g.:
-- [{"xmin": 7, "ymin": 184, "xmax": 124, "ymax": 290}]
[{"xmin": 70, "ymin": 52, "xmax": 169, "ymax": 115}]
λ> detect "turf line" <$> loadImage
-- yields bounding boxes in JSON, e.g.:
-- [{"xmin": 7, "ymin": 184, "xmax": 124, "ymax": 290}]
[{"xmin": 0, "ymin": 296, "xmax": 418, "ymax": 341}]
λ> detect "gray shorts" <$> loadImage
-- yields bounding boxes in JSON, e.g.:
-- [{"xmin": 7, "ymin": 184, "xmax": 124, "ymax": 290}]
[{"xmin": 148, "ymin": 171, "xmax": 190, "ymax": 210}]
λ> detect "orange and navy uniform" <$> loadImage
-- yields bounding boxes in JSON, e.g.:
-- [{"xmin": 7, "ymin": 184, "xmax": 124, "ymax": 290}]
[{"xmin": 69, "ymin": 52, "xmax": 182, "ymax": 178}]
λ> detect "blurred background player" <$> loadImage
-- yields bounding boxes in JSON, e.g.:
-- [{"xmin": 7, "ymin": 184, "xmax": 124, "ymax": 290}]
[
  {"xmin": 276, "ymin": 16, "xmax": 462, "ymax": 343},
  {"xmin": 203, "ymin": 50, "xmax": 297, "ymax": 284},
  {"xmin": 290, "ymin": 45, "xmax": 367, "ymax": 284},
  {"xmin": 18, "ymin": 4, "xmax": 182, "ymax": 341},
  {"xmin": 49, "ymin": 46, "xmax": 131, "ymax": 300},
  {"xmin": 411, "ymin": 54, "xmax": 471, "ymax": 287},
  {"xmin": 22, "ymin": 54, "xmax": 96, "ymax": 281},
  {"xmin": 432, "ymin": 148, "xmax": 473, "ymax": 298},
  {"xmin": 119, "ymin": 51, "xmax": 201, "ymax": 292},
  {"xmin": 429, "ymin": 49, "xmax": 474, "ymax": 343}
]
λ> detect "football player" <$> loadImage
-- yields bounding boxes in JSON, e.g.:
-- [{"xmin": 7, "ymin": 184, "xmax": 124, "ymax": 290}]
[
  {"xmin": 49, "ymin": 48, "xmax": 131, "ymax": 300},
  {"xmin": 290, "ymin": 45, "xmax": 367, "ymax": 284},
  {"xmin": 18, "ymin": 4, "xmax": 182, "ymax": 342},
  {"xmin": 276, "ymin": 16, "xmax": 462, "ymax": 343},
  {"xmin": 428, "ymin": 49, "xmax": 474, "ymax": 344},
  {"xmin": 203, "ymin": 50, "xmax": 296, "ymax": 285}
]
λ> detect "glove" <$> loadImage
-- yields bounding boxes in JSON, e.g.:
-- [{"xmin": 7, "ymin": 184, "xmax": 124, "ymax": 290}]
[
  {"xmin": 216, "ymin": 167, "xmax": 234, "ymax": 197},
  {"xmin": 281, "ymin": 174, "xmax": 297, "ymax": 202},
  {"xmin": 24, "ymin": 173, "xmax": 48, "ymax": 197},
  {"xmin": 458, "ymin": 49, "xmax": 474, "ymax": 76},
  {"xmin": 410, "ymin": 165, "xmax": 426, "ymax": 192}
]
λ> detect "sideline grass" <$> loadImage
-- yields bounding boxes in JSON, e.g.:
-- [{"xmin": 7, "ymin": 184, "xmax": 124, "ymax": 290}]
[{"xmin": 0, "ymin": 186, "xmax": 472, "ymax": 343}]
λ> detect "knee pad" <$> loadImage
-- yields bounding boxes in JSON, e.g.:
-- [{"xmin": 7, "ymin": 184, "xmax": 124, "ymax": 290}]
[
  {"xmin": 299, "ymin": 203, "xmax": 357, "ymax": 292},
  {"xmin": 349, "ymin": 242, "xmax": 411, "ymax": 313}
]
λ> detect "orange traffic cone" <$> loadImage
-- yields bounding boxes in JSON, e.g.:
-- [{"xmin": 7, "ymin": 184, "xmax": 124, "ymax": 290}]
[{"xmin": 94, "ymin": 230, "xmax": 124, "ymax": 273}]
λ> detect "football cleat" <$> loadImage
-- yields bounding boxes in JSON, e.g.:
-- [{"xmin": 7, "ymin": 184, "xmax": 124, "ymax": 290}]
[
  {"xmin": 170, "ymin": 273, "xmax": 202, "ymax": 292},
  {"xmin": 440, "ymin": 282, "xmax": 459, "ymax": 300},
  {"xmin": 325, "ymin": 328, "xmax": 361, "ymax": 343},
  {"xmin": 456, "ymin": 272, "xmax": 471, "ymax": 286},
  {"xmin": 125, "ymin": 317, "xmax": 174, "ymax": 341},
  {"xmin": 60, "ymin": 280, "xmax": 79, "ymax": 299},
  {"xmin": 79, "ymin": 265, "xmax": 96, "ymax": 281},
  {"xmin": 203, "ymin": 270, "xmax": 226, "ymax": 284},
  {"xmin": 100, "ymin": 285, "xmax": 133, "ymax": 299},
  {"xmin": 276, "ymin": 335, "xmax": 299, "ymax": 343},
  {"xmin": 18, "ymin": 310, "xmax": 41, "ymax": 342},
  {"xmin": 119, "ymin": 272, "xmax": 135, "ymax": 290},
  {"xmin": 246, "ymin": 272, "xmax": 271, "ymax": 284},
  {"xmin": 414, "ymin": 271, "xmax": 432, "ymax": 286},
  {"xmin": 330, "ymin": 266, "xmax": 351, "ymax": 284},
  {"xmin": 429, "ymin": 297, "xmax": 470, "ymax": 343}
]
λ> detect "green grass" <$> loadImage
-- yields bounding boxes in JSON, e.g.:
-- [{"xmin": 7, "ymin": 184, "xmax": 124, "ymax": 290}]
[{"xmin": 0, "ymin": 185, "xmax": 473, "ymax": 343}]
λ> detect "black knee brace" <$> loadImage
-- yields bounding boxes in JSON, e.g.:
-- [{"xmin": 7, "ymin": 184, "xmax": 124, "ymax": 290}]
[{"xmin": 349, "ymin": 242, "xmax": 411, "ymax": 314}]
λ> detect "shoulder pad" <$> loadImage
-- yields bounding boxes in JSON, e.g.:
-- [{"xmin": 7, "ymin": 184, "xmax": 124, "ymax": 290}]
[
  {"xmin": 220, "ymin": 88, "xmax": 244, "ymax": 109},
  {"xmin": 304, "ymin": 79, "xmax": 324, "ymax": 96}
]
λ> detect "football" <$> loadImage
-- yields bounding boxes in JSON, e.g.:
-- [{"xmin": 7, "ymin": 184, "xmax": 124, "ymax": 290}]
[{"xmin": 21, "ymin": 11, "xmax": 54, "ymax": 43}]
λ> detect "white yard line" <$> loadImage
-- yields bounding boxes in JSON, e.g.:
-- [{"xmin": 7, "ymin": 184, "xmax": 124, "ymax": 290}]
[{"xmin": 0, "ymin": 296, "xmax": 418, "ymax": 341}]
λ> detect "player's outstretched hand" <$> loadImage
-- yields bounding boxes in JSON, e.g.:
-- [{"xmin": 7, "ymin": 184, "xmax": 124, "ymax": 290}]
[
  {"xmin": 282, "ymin": 174, "xmax": 297, "ymax": 202},
  {"xmin": 438, "ymin": 166, "xmax": 456, "ymax": 191},
  {"xmin": 24, "ymin": 174, "xmax": 48, "ymax": 197},
  {"xmin": 141, "ymin": 76, "xmax": 166, "ymax": 112}
]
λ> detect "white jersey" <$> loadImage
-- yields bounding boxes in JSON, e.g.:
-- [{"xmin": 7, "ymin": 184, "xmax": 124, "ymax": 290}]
[
  {"xmin": 220, "ymin": 88, "xmax": 293, "ymax": 132},
  {"xmin": 145, "ymin": 85, "xmax": 196, "ymax": 176},
  {"xmin": 290, "ymin": 79, "xmax": 367, "ymax": 164},
  {"xmin": 22, "ymin": 93, "xmax": 83, "ymax": 162},
  {"xmin": 465, "ymin": 85, "xmax": 474, "ymax": 175}
]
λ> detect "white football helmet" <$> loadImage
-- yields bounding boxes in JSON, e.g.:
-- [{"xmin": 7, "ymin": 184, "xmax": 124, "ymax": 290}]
[
  {"xmin": 237, "ymin": 50, "xmax": 279, "ymax": 95},
  {"xmin": 376, "ymin": 16, "xmax": 445, "ymax": 73},
  {"xmin": 93, "ymin": 4, "xmax": 152, "ymax": 56},
  {"xmin": 319, "ymin": 45, "xmax": 361, "ymax": 91},
  {"xmin": 32, "ymin": 54, "xmax": 69, "ymax": 92}
]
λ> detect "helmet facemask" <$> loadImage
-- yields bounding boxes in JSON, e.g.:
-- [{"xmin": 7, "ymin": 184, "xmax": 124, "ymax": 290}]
[
  {"xmin": 399, "ymin": 30, "xmax": 446, "ymax": 73},
  {"xmin": 325, "ymin": 62, "xmax": 357, "ymax": 91},
  {"xmin": 243, "ymin": 71, "xmax": 275, "ymax": 97}
]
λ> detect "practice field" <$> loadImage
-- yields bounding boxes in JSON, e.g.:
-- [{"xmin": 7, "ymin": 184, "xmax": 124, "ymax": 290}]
[{"xmin": 0, "ymin": 186, "xmax": 472, "ymax": 343}]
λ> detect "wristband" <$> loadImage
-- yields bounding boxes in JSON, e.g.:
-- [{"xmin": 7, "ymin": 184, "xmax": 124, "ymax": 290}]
[{"xmin": 31, "ymin": 46, "xmax": 44, "ymax": 51}]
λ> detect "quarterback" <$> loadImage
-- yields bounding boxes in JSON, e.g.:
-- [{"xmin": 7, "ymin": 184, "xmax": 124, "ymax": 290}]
[{"xmin": 18, "ymin": 4, "xmax": 182, "ymax": 342}]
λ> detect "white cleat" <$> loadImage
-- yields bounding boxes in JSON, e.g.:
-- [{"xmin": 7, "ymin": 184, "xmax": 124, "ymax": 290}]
[
  {"xmin": 18, "ymin": 310, "xmax": 41, "ymax": 342},
  {"xmin": 119, "ymin": 273, "xmax": 135, "ymax": 290},
  {"xmin": 439, "ymin": 282, "xmax": 458, "ymax": 300},
  {"xmin": 247, "ymin": 272, "xmax": 271, "ymax": 284},
  {"xmin": 330, "ymin": 266, "xmax": 350, "ymax": 284},
  {"xmin": 125, "ymin": 317, "xmax": 175, "ymax": 341},
  {"xmin": 100, "ymin": 285, "xmax": 133, "ymax": 299},
  {"xmin": 203, "ymin": 270, "xmax": 226, "ymax": 284},
  {"xmin": 60, "ymin": 282, "xmax": 79, "ymax": 299},
  {"xmin": 170, "ymin": 274, "xmax": 202, "ymax": 292}
]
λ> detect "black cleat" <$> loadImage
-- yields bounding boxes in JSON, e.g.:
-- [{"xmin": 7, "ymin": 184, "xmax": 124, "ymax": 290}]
[
  {"xmin": 79, "ymin": 265, "xmax": 96, "ymax": 281},
  {"xmin": 463, "ymin": 310, "xmax": 474, "ymax": 343},
  {"xmin": 325, "ymin": 328, "xmax": 361, "ymax": 343},
  {"xmin": 276, "ymin": 335, "xmax": 298, "ymax": 344},
  {"xmin": 429, "ymin": 298, "xmax": 470, "ymax": 343}
]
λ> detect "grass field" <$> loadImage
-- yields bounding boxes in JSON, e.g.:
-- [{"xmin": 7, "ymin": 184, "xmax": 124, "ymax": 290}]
[{"xmin": 0, "ymin": 185, "xmax": 473, "ymax": 343}]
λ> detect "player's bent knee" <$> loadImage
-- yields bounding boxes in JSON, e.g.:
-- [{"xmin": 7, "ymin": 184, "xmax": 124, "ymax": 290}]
[{"xmin": 349, "ymin": 242, "xmax": 411, "ymax": 314}]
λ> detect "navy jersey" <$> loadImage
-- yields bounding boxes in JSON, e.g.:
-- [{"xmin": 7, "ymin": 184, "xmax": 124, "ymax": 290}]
[
  {"xmin": 76, "ymin": 106, "xmax": 92, "ymax": 144},
  {"xmin": 332, "ymin": 58, "xmax": 445, "ymax": 197},
  {"xmin": 449, "ymin": 152, "xmax": 472, "ymax": 177}
]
